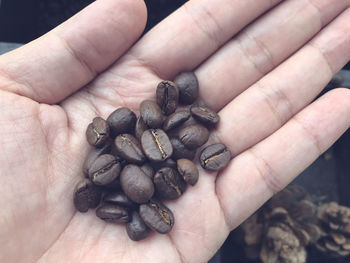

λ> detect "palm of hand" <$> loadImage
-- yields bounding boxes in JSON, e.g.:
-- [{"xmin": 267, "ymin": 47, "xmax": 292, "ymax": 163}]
[
  {"xmin": 1, "ymin": 71, "xmax": 224, "ymax": 263},
  {"xmin": 1, "ymin": 1, "xmax": 350, "ymax": 262}
]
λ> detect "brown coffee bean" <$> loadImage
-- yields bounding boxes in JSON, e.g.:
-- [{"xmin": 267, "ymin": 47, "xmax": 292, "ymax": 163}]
[
  {"xmin": 140, "ymin": 100, "xmax": 164, "ymax": 128},
  {"xmin": 151, "ymin": 158, "xmax": 177, "ymax": 171},
  {"xmin": 163, "ymin": 110, "xmax": 191, "ymax": 131},
  {"xmin": 120, "ymin": 165, "xmax": 154, "ymax": 204},
  {"xmin": 135, "ymin": 116, "xmax": 148, "ymax": 140},
  {"xmin": 114, "ymin": 134, "xmax": 145, "ymax": 164},
  {"xmin": 170, "ymin": 138, "xmax": 196, "ymax": 160},
  {"xmin": 190, "ymin": 106, "xmax": 220, "ymax": 126},
  {"xmin": 141, "ymin": 129, "xmax": 173, "ymax": 162},
  {"xmin": 178, "ymin": 124, "xmax": 209, "ymax": 150},
  {"xmin": 177, "ymin": 159, "xmax": 199, "ymax": 186},
  {"xmin": 166, "ymin": 115, "xmax": 200, "ymax": 138},
  {"xmin": 88, "ymin": 154, "xmax": 121, "ymax": 185},
  {"xmin": 103, "ymin": 191, "xmax": 135, "ymax": 208},
  {"xmin": 73, "ymin": 178, "xmax": 102, "ymax": 212},
  {"xmin": 86, "ymin": 117, "xmax": 110, "ymax": 147},
  {"xmin": 139, "ymin": 198, "xmax": 174, "ymax": 234},
  {"xmin": 104, "ymin": 178, "xmax": 122, "ymax": 190},
  {"xmin": 107, "ymin": 107, "xmax": 136, "ymax": 137},
  {"xmin": 140, "ymin": 163, "xmax": 155, "ymax": 180},
  {"xmin": 126, "ymin": 211, "xmax": 151, "ymax": 241},
  {"xmin": 200, "ymin": 143, "xmax": 231, "ymax": 171},
  {"xmin": 96, "ymin": 204, "xmax": 130, "ymax": 223},
  {"xmin": 156, "ymin": 81, "xmax": 179, "ymax": 115},
  {"xmin": 174, "ymin": 72, "xmax": 198, "ymax": 104},
  {"xmin": 83, "ymin": 142, "xmax": 112, "ymax": 176},
  {"xmin": 153, "ymin": 167, "xmax": 186, "ymax": 200}
]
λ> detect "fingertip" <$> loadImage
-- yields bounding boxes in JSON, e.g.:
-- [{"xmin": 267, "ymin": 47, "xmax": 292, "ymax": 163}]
[{"xmin": 108, "ymin": 0, "xmax": 148, "ymax": 35}]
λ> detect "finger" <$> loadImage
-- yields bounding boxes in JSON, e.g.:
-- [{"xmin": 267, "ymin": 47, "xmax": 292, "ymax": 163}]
[
  {"xmin": 125, "ymin": 0, "xmax": 283, "ymax": 79},
  {"xmin": 196, "ymin": 0, "xmax": 350, "ymax": 110},
  {"xmin": 216, "ymin": 8, "xmax": 350, "ymax": 157},
  {"xmin": 0, "ymin": 0, "xmax": 147, "ymax": 104},
  {"xmin": 216, "ymin": 88, "xmax": 350, "ymax": 229}
]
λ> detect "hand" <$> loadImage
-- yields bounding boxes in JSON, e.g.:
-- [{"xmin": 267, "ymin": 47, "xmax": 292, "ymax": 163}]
[{"xmin": 0, "ymin": 0, "xmax": 349, "ymax": 262}]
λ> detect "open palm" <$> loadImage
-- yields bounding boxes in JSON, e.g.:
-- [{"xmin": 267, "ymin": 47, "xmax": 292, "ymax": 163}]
[{"xmin": 1, "ymin": 0, "xmax": 350, "ymax": 262}]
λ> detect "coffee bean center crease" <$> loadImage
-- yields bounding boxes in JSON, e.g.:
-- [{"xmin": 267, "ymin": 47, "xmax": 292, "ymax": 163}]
[
  {"xmin": 93, "ymin": 160, "xmax": 118, "ymax": 179},
  {"xmin": 151, "ymin": 129, "xmax": 167, "ymax": 159},
  {"xmin": 151, "ymin": 203, "xmax": 171, "ymax": 225}
]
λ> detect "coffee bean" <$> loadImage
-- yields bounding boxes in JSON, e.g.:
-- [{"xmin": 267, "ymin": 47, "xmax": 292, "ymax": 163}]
[
  {"xmin": 120, "ymin": 165, "xmax": 154, "ymax": 204},
  {"xmin": 96, "ymin": 204, "xmax": 130, "ymax": 223},
  {"xmin": 103, "ymin": 191, "xmax": 135, "ymax": 208},
  {"xmin": 86, "ymin": 117, "xmax": 110, "ymax": 147},
  {"xmin": 126, "ymin": 211, "xmax": 151, "ymax": 241},
  {"xmin": 166, "ymin": 115, "xmax": 200, "ymax": 139},
  {"xmin": 174, "ymin": 72, "xmax": 198, "ymax": 104},
  {"xmin": 200, "ymin": 143, "xmax": 231, "ymax": 171},
  {"xmin": 139, "ymin": 198, "xmax": 174, "ymax": 234},
  {"xmin": 190, "ymin": 106, "xmax": 220, "ymax": 126},
  {"xmin": 135, "ymin": 116, "xmax": 148, "ymax": 140},
  {"xmin": 140, "ymin": 100, "xmax": 164, "ymax": 128},
  {"xmin": 177, "ymin": 159, "xmax": 199, "ymax": 186},
  {"xmin": 104, "ymin": 178, "xmax": 122, "ymax": 190},
  {"xmin": 151, "ymin": 158, "xmax": 177, "ymax": 171},
  {"xmin": 83, "ymin": 142, "xmax": 112, "ymax": 176},
  {"xmin": 154, "ymin": 167, "xmax": 186, "ymax": 200},
  {"xmin": 140, "ymin": 163, "xmax": 155, "ymax": 180},
  {"xmin": 141, "ymin": 129, "xmax": 173, "ymax": 162},
  {"xmin": 114, "ymin": 134, "xmax": 145, "ymax": 164},
  {"xmin": 156, "ymin": 81, "xmax": 179, "ymax": 115},
  {"xmin": 163, "ymin": 110, "xmax": 191, "ymax": 132},
  {"xmin": 170, "ymin": 138, "xmax": 196, "ymax": 160},
  {"xmin": 107, "ymin": 107, "xmax": 136, "ymax": 137},
  {"xmin": 73, "ymin": 178, "xmax": 102, "ymax": 212},
  {"xmin": 89, "ymin": 154, "xmax": 121, "ymax": 185},
  {"xmin": 179, "ymin": 124, "xmax": 209, "ymax": 150}
]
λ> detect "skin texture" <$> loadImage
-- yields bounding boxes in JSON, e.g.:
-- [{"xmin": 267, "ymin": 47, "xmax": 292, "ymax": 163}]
[{"xmin": 0, "ymin": 0, "xmax": 349, "ymax": 262}]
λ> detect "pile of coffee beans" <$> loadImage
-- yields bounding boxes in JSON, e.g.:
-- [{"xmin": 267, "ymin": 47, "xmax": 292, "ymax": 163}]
[{"xmin": 73, "ymin": 72, "xmax": 231, "ymax": 241}]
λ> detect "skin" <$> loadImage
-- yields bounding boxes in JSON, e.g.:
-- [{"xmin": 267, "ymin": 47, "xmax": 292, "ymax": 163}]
[{"xmin": 0, "ymin": 0, "xmax": 349, "ymax": 262}]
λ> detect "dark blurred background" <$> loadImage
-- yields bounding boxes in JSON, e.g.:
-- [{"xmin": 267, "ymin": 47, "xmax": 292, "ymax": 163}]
[{"xmin": 0, "ymin": 1, "xmax": 349, "ymax": 262}]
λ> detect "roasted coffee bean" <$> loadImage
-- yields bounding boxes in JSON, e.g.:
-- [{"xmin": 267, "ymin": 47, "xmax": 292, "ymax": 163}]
[
  {"xmin": 107, "ymin": 107, "xmax": 136, "ymax": 137},
  {"xmin": 170, "ymin": 138, "xmax": 196, "ymax": 160},
  {"xmin": 139, "ymin": 198, "xmax": 174, "ymax": 234},
  {"xmin": 114, "ymin": 134, "xmax": 145, "ymax": 164},
  {"xmin": 104, "ymin": 178, "xmax": 122, "ymax": 190},
  {"xmin": 86, "ymin": 117, "xmax": 110, "ymax": 147},
  {"xmin": 135, "ymin": 116, "xmax": 148, "ymax": 140},
  {"xmin": 115, "ymin": 155, "xmax": 128, "ymax": 168},
  {"xmin": 140, "ymin": 163, "xmax": 155, "ymax": 180},
  {"xmin": 141, "ymin": 129, "xmax": 173, "ymax": 162},
  {"xmin": 140, "ymin": 100, "xmax": 164, "ymax": 128},
  {"xmin": 166, "ymin": 116, "xmax": 199, "ymax": 138},
  {"xmin": 73, "ymin": 178, "xmax": 102, "ymax": 212},
  {"xmin": 190, "ymin": 106, "xmax": 220, "ymax": 126},
  {"xmin": 103, "ymin": 192, "xmax": 135, "ymax": 208},
  {"xmin": 96, "ymin": 204, "xmax": 130, "ymax": 223},
  {"xmin": 151, "ymin": 158, "xmax": 177, "ymax": 171},
  {"xmin": 163, "ymin": 110, "xmax": 191, "ymax": 131},
  {"xmin": 179, "ymin": 124, "xmax": 209, "ymax": 150},
  {"xmin": 174, "ymin": 72, "xmax": 198, "ymax": 105},
  {"xmin": 120, "ymin": 165, "xmax": 154, "ymax": 204},
  {"xmin": 200, "ymin": 143, "xmax": 231, "ymax": 171},
  {"xmin": 126, "ymin": 211, "xmax": 151, "ymax": 241},
  {"xmin": 154, "ymin": 167, "xmax": 186, "ymax": 200},
  {"xmin": 89, "ymin": 154, "xmax": 121, "ymax": 185},
  {"xmin": 156, "ymin": 81, "xmax": 179, "ymax": 115},
  {"xmin": 177, "ymin": 159, "xmax": 199, "ymax": 186},
  {"xmin": 83, "ymin": 143, "xmax": 112, "ymax": 176}
]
